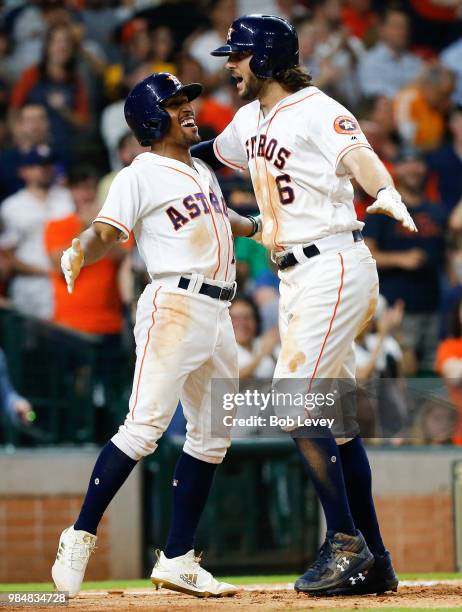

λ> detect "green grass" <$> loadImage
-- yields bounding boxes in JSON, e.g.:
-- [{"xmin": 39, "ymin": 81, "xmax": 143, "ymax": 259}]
[{"xmin": 0, "ymin": 573, "xmax": 460, "ymax": 592}]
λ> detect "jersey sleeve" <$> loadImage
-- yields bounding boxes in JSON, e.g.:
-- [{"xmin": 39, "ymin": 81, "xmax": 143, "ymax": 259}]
[
  {"xmin": 93, "ymin": 167, "xmax": 143, "ymax": 241},
  {"xmin": 213, "ymin": 116, "xmax": 248, "ymax": 171},
  {"xmin": 307, "ymin": 98, "xmax": 371, "ymax": 173}
]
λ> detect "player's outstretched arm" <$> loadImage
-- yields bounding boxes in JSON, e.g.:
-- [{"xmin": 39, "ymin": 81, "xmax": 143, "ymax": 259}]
[
  {"xmin": 61, "ymin": 222, "xmax": 121, "ymax": 294},
  {"xmin": 342, "ymin": 147, "xmax": 417, "ymax": 233},
  {"xmin": 228, "ymin": 209, "xmax": 262, "ymax": 241}
]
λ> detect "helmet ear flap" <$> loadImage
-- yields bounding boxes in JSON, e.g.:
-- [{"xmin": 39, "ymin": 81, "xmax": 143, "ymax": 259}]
[
  {"xmin": 141, "ymin": 111, "xmax": 171, "ymax": 143},
  {"xmin": 249, "ymin": 53, "xmax": 272, "ymax": 79}
]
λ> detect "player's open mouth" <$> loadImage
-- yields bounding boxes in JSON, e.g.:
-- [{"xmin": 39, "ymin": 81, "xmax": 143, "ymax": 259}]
[{"xmin": 179, "ymin": 115, "xmax": 196, "ymax": 128}]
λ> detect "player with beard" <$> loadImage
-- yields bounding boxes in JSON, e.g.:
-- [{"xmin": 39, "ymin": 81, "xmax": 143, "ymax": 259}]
[{"xmin": 191, "ymin": 15, "xmax": 416, "ymax": 597}]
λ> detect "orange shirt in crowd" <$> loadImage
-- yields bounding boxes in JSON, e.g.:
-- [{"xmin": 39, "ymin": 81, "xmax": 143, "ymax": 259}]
[
  {"xmin": 11, "ymin": 66, "xmax": 89, "ymax": 125},
  {"xmin": 341, "ymin": 6, "xmax": 377, "ymax": 40},
  {"xmin": 435, "ymin": 338, "xmax": 462, "ymax": 444},
  {"xmin": 196, "ymin": 97, "xmax": 234, "ymax": 135},
  {"xmin": 44, "ymin": 214, "xmax": 129, "ymax": 335},
  {"xmin": 394, "ymin": 85, "xmax": 445, "ymax": 152}
]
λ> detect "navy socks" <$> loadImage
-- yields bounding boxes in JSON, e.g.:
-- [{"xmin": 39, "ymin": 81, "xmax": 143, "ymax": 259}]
[
  {"xmin": 293, "ymin": 434, "xmax": 356, "ymax": 536},
  {"xmin": 164, "ymin": 452, "xmax": 217, "ymax": 559},
  {"xmin": 338, "ymin": 437, "xmax": 386, "ymax": 557},
  {"xmin": 74, "ymin": 441, "xmax": 138, "ymax": 535}
]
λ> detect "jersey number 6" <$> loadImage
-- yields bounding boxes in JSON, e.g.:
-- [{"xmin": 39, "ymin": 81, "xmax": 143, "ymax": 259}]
[{"xmin": 275, "ymin": 174, "xmax": 294, "ymax": 205}]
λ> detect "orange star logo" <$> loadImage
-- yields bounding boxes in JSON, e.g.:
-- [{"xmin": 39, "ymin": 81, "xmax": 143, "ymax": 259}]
[{"xmin": 166, "ymin": 74, "xmax": 181, "ymax": 86}]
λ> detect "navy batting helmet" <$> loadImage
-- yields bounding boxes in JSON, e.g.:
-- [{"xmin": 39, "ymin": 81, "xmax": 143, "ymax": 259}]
[
  {"xmin": 124, "ymin": 72, "xmax": 202, "ymax": 146},
  {"xmin": 211, "ymin": 14, "xmax": 299, "ymax": 79}
]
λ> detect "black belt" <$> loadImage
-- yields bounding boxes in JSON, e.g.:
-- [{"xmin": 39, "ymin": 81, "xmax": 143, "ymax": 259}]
[
  {"xmin": 178, "ymin": 276, "xmax": 235, "ymax": 301},
  {"xmin": 276, "ymin": 230, "xmax": 363, "ymax": 271}
]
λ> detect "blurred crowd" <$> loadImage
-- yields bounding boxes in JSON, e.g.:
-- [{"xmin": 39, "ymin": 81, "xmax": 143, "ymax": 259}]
[{"xmin": 1, "ymin": 0, "xmax": 462, "ymax": 444}]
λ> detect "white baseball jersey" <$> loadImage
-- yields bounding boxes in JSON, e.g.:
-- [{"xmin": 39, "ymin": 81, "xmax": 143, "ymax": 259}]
[
  {"xmin": 214, "ymin": 86, "xmax": 371, "ymax": 251},
  {"xmin": 94, "ymin": 152, "xmax": 235, "ymax": 284}
]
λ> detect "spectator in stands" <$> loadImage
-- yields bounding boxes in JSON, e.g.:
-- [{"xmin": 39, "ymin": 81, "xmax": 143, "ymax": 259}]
[
  {"xmin": 363, "ymin": 148, "xmax": 446, "ymax": 373},
  {"xmin": 6, "ymin": 0, "xmax": 72, "ymax": 80},
  {"xmin": 355, "ymin": 297, "xmax": 406, "ymax": 380},
  {"xmin": 97, "ymin": 132, "xmax": 145, "ymax": 204},
  {"xmin": 0, "ymin": 145, "xmax": 74, "ymax": 320},
  {"xmin": 149, "ymin": 26, "xmax": 176, "ymax": 74},
  {"xmin": 358, "ymin": 7, "xmax": 422, "ymax": 99},
  {"xmin": 298, "ymin": 1, "xmax": 364, "ymax": 108},
  {"xmin": 341, "ymin": 0, "xmax": 378, "ymax": 42},
  {"xmin": 394, "ymin": 65, "xmax": 455, "ymax": 152},
  {"xmin": 0, "ymin": 347, "xmax": 34, "ymax": 425},
  {"xmin": 438, "ymin": 239, "xmax": 462, "ymax": 340},
  {"xmin": 407, "ymin": 0, "xmax": 461, "ymax": 54},
  {"xmin": 354, "ymin": 296, "xmax": 410, "ymax": 436},
  {"xmin": 230, "ymin": 296, "xmax": 279, "ymax": 378},
  {"xmin": 104, "ymin": 18, "xmax": 151, "ymax": 102},
  {"xmin": 79, "ymin": 0, "xmax": 132, "ymax": 60},
  {"xmin": 435, "ymin": 296, "xmax": 462, "ymax": 444},
  {"xmin": 44, "ymin": 165, "xmax": 130, "ymax": 338},
  {"xmin": 10, "ymin": 23, "xmax": 90, "ymax": 154},
  {"xmin": 427, "ymin": 105, "xmax": 462, "ymax": 211},
  {"xmin": 188, "ymin": 0, "xmax": 236, "ymax": 93},
  {"xmin": 0, "ymin": 104, "xmax": 56, "ymax": 201},
  {"xmin": 410, "ymin": 399, "xmax": 457, "ymax": 445},
  {"xmin": 442, "ymin": 37, "xmax": 462, "ymax": 106}
]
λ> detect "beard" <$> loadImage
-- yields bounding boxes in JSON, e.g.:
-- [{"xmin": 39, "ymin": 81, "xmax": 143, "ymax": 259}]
[
  {"xmin": 184, "ymin": 130, "xmax": 201, "ymax": 146},
  {"xmin": 241, "ymin": 73, "xmax": 265, "ymax": 101}
]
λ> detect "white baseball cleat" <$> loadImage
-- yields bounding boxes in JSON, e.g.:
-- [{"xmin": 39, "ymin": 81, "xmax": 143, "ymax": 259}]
[
  {"xmin": 51, "ymin": 526, "xmax": 97, "ymax": 598},
  {"xmin": 150, "ymin": 549, "xmax": 238, "ymax": 598}
]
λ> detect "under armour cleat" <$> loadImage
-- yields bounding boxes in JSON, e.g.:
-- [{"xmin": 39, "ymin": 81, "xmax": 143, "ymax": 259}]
[
  {"xmin": 51, "ymin": 526, "xmax": 97, "ymax": 598},
  {"xmin": 151, "ymin": 550, "xmax": 238, "ymax": 598},
  {"xmin": 294, "ymin": 530, "xmax": 374, "ymax": 595},
  {"xmin": 322, "ymin": 550, "xmax": 398, "ymax": 595}
]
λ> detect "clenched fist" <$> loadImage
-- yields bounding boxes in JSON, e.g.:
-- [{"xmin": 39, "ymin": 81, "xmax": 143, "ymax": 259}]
[
  {"xmin": 61, "ymin": 238, "xmax": 85, "ymax": 294},
  {"xmin": 366, "ymin": 187, "xmax": 417, "ymax": 233}
]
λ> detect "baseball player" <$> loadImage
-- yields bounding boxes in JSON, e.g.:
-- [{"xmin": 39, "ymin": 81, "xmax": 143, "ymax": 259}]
[
  {"xmin": 191, "ymin": 15, "xmax": 417, "ymax": 596},
  {"xmin": 51, "ymin": 72, "xmax": 259, "ymax": 599}
]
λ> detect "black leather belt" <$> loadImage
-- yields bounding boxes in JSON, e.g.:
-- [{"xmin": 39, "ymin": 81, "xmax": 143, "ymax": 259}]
[
  {"xmin": 178, "ymin": 276, "xmax": 235, "ymax": 301},
  {"xmin": 276, "ymin": 230, "xmax": 364, "ymax": 271}
]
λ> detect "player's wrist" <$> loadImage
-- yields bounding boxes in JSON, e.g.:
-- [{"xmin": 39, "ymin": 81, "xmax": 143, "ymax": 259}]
[
  {"xmin": 245, "ymin": 215, "xmax": 261, "ymax": 238},
  {"xmin": 376, "ymin": 186, "xmax": 401, "ymax": 201}
]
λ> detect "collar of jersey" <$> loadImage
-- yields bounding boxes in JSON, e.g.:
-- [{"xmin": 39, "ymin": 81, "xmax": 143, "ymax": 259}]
[
  {"xmin": 258, "ymin": 86, "xmax": 317, "ymax": 122},
  {"xmin": 134, "ymin": 151, "xmax": 200, "ymax": 176}
]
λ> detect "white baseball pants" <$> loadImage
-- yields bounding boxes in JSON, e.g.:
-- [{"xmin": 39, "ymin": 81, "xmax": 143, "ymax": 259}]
[
  {"xmin": 275, "ymin": 238, "xmax": 379, "ymax": 442},
  {"xmin": 112, "ymin": 279, "xmax": 238, "ymax": 463}
]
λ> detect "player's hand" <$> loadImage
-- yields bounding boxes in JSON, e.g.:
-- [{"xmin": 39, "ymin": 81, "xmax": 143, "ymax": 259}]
[
  {"xmin": 61, "ymin": 238, "xmax": 85, "ymax": 294},
  {"xmin": 366, "ymin": 187, "xmax": 417, "ymax": 233}
]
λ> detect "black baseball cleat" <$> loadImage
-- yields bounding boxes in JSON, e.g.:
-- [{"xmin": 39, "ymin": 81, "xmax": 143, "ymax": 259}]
[
  {"xmin": 321, "ymin": 550, "xmax": 398, "ymax": 596},
  {"xmin": 294, "ymin": 530, "xmax": 374, "ymax": 595}
]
